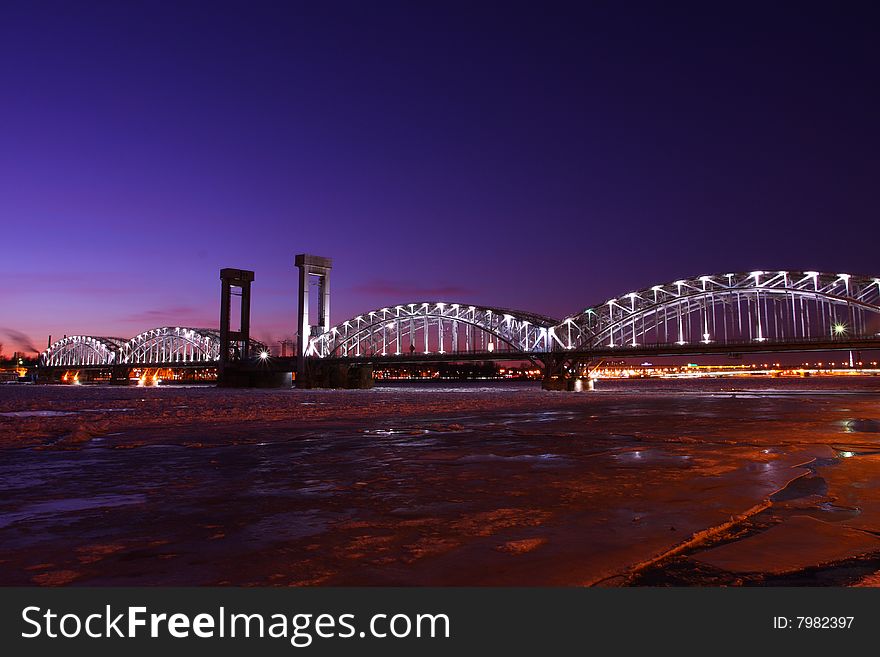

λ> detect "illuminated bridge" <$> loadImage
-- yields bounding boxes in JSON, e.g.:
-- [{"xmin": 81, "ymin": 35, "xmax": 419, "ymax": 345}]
[
  {"xmin": 39, "ymin": 266, "xmax": 880, "ymax": 388},
  {"xmin": 305, "ymin": 270, "xmax": 880, "ymax": 373},
  {"xmin": 41, "ymin": 327, "xmax": 266, "ymax": 369}
]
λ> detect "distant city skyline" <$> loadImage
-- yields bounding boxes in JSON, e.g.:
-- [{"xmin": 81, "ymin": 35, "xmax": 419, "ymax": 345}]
[{"xmin": 2, "ymin": 2, "xmax": 878, "ymax": 353}]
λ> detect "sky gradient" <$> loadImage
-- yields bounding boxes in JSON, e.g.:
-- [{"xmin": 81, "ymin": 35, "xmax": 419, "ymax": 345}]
[{"xmin": 2, "ymin": 2, "xmax": 878, "ymax": 353}]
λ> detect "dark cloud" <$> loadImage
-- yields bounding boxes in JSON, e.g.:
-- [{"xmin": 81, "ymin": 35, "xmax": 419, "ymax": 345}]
[{"xmin": 1, "ymin": 328, "xmax": 41, "ymax": 354}]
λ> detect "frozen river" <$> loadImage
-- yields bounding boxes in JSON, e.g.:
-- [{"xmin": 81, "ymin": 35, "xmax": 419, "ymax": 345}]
[{"xmin": 2, "ymin": 378, "xmax": 880, "ymax": 586}]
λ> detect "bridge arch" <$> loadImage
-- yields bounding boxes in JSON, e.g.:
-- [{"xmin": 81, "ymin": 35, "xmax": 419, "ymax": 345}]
[
  {"xmin": 40, "ymin": 336, "xmax": 126, "ymax": 367},
  {"xmin": 41, "ymin": 327, "xmax": 269, "ymax": 368},
  {"xmin": 306, "ymin": 302, "xmax": 559, "ymax": 358},
  {"xmin": 118, "ymin": 327, "xmax": 224, "ymax": 364},
  {"xmin": 552, "ymin": 271, "xmax": 880, "ymax": 351}
]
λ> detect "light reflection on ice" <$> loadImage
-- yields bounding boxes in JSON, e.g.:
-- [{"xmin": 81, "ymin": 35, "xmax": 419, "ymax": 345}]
[
  {"xmin": 363, "ymin": 428, "xmax": 438, "ymax": 437},
  {"xmin": 0, "ymin": 410, "xmax": 76, "ymax": 418},
  {"xmin": 364, "ymin": 428, "xmax": 416, "ymax": 436},
  {"xmin": 842, "ymin": 419, "xmax": 880, "ymax": 433},
  {"xmin": 457, "ymin": 453, "xmax": 565, "ymax": 463}
]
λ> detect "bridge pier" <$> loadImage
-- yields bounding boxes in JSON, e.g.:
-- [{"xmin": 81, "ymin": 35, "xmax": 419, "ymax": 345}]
[
  {"xmin": 35, "ymin": 367, "xmax": 59, "ymax": 384},
  {"xmin": 296, "ymin": 360, "xmax": 373, "ymax": 389},
  {"xmin": 216, "ymin": 267, "xmax": 293, "ymax": 387},
  {"xmin": 539, "ymin": 356, "xmax": 595, "ymax": 391},
  {"xmin": 540, "ymin": 355, "xmax": 572, "ymax": 391},
  {"xmin": 295, "ymin": 254, "xmax": 333, "ymax": 385},
  {"xmin": 110, "ymin": 366, "xmax": 131, "ymax": 385}
]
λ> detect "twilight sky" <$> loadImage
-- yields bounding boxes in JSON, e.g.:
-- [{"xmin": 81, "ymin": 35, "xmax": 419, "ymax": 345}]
[{"xmin": 1, "ymin": 2, "xmax": 878, "ymax": 353}]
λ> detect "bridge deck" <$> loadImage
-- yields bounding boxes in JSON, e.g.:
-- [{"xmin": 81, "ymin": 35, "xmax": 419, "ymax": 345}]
[
  {"xmin": 36, "ymin": 337, "xmax": 880, "ymax": 372},
  {"xmin": 323, "ymin": 336, "xmax": 880, "ymax": 365}
]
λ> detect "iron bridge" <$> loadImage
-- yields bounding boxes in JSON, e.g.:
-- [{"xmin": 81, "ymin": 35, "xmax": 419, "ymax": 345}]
[
  {"xmin": 40, "ymin": 327, "xmax": 266, "ymax": 369},
  {"xmin": 306, "ymin": 270, "xmax": 880, "ymax": 362},
  {"xmin": 40, "ymin": 270, "xmax": 880, "ymax": 370}
]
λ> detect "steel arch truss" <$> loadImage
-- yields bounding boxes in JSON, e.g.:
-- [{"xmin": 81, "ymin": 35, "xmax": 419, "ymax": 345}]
[
  {"xmin": 552, "ymin": 271, "xmax": 880, "ymax": 351},
  {"xmin": 119, "ymin": 327, "xmax": 223, "ymax": 364},
  {"xmin": 41, "ymin": 327, "xmax": 269, "ymax": 367},
  {"xmin": 306, "ymin": 302, "xmax": 559, "ymax": 358},
  {"xmin": 40, "ymin": 336, "xmax": 126, "ymax": 367}
]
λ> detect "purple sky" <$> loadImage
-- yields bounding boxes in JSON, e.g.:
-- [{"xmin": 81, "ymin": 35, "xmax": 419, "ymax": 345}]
[{"xmin": 2, "ymin": 2, "xmax": 878, "ymax": 353}]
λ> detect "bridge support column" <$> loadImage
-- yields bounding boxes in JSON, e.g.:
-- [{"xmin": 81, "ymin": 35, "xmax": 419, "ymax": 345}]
[
  {"xmin": 539, "ymin": 356, "xmax": 592, "ymax": 391},
  {"xmin": 110, "ymin": 366, "xmax": 131, "ymax": 385},
  {"xmin": 35, "ymin": 367, "xmax": 59, "ymax": 384},
  {"xmin": 217, "ymin": 268, "xmax": 254, "ymax": 386},
  {"xmin": 219, "ymin": 268, "xmax": 255, "ymax": 368},
  {"xmin": 295, "ymin": 254, "xmax": 332, "ymax": 386},
  {"xmin": 539, "ymin": 355, "xmax": 568, "ymax": 391},
  {"xmin": 218, "ymin": 268, "xmax": 283, "ymax": 388}
]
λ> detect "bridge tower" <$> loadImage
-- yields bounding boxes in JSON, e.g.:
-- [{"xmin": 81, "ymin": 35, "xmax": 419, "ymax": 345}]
[
  {"xmin": 219, "ymin": 267, "xmax": 255, "ymax": 372},
  {"xmin": 295, "ymin": 254, "xmax": 332, "ymax": 381}
]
